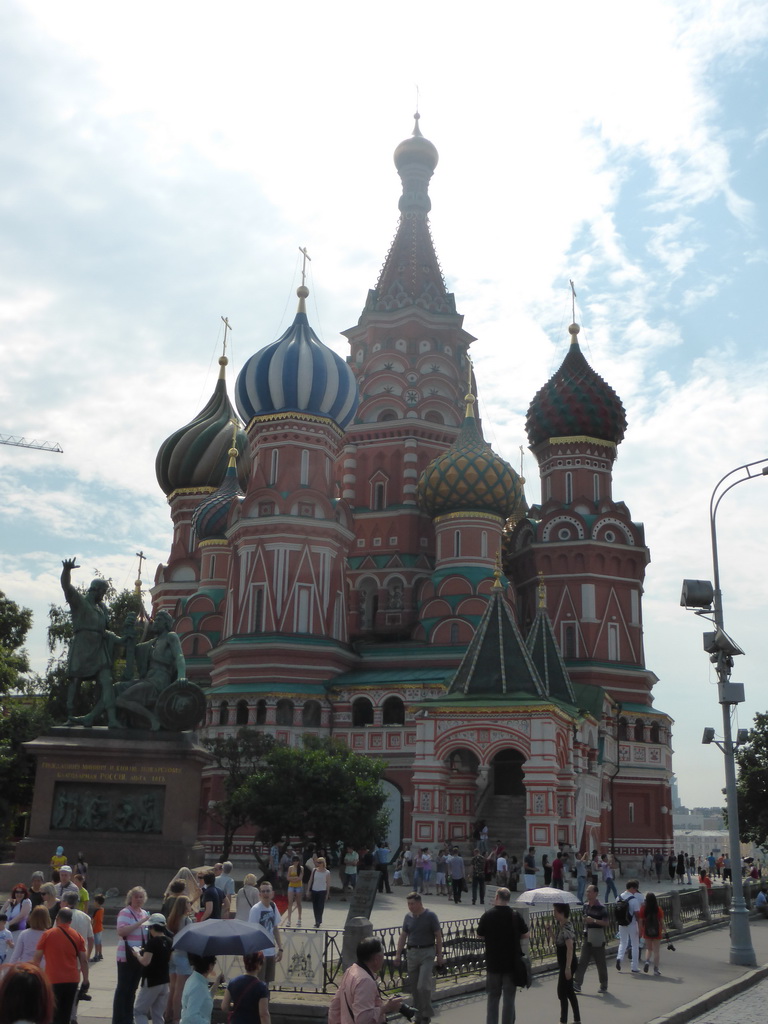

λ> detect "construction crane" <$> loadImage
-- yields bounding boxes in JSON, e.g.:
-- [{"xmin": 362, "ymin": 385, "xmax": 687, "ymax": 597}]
[{"xmin": 0, "ymin": 434, "xmax": 63, "ymax": 453}]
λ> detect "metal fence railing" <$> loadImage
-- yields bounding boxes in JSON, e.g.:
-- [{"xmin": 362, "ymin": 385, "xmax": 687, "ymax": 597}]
[{"xmin": 269, "ymin": 882, "xmax": 765, "ymax": 994}]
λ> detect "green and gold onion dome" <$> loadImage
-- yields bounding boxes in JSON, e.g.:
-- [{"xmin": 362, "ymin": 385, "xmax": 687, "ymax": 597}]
[
  {"xmin": 526, "ymin": 323, "xmax": 627, "ymax": 447},
  {"xmin": 156, "ymin": 356, "xmax": 250, "ymax": 496},
  {"xmin": 418, "ymin": 393, "xmax": 525, "ymax": 520}
]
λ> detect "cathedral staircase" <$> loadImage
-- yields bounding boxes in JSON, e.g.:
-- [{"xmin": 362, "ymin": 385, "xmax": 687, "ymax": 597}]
[{"xmin": 477, "ymin": 793, "xmax": 527, "ymax": 862}]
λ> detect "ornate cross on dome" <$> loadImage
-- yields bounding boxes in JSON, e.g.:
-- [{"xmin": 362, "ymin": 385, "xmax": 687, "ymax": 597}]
[
  {"xmin": 299, "ymin": 246, "xmax": 312, "ymax": 287},
  {"xmin": 135, "ymin": 550, "xmax": 146, "ymax": 581},
  {"xmin": 569, "ymin": 279, "xmax": 577, "ymax": 323},
  {"xmin": 221, "ymin": 315, "xmax": 233, "ymax": 358}
]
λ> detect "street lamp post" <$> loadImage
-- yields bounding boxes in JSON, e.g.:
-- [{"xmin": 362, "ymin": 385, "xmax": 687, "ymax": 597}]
[{"xmin": 682, "ymin": 457, "xmax": 768, "ymax": 967}]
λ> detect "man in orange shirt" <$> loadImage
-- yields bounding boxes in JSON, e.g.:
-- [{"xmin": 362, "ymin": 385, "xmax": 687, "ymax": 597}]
[{"xmin": 33, "ymin": 906, "xmax": 89, "ymax": 1024}]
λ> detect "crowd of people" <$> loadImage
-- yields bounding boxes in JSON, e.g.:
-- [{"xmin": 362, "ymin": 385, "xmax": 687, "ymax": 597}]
[
  {"xmin": 2, "ymin": 837, "xmax": 765, "ymax": 1024},
  {"xmin": 0, "ymin": 851, "xmax": 275, "ymax": 1024}
]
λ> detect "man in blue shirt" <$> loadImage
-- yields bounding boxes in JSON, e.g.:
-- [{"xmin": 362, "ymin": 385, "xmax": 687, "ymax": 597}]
[{"xmin": 375, "ymin": 842, "xmax": 392, "ymax": 894}]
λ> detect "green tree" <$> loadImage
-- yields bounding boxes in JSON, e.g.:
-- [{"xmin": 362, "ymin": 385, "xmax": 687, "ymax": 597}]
[
  {"xmin": 0, "ymin": 700, "xmax": 53, "ymax": 839},
  {"xmin": 231, "ymin": 737, "xmax": 390, "ymax": 853},
  {"xmin": 0, "ymin": 591, "xmax": 33, "ymax": 694},
  {"xmin": 203, "ymin": 728, "xmax": 278, "ymax": 861},
  {"xmin": 735, "ymin": 711, "xmax": 768, "ymax": 850}
]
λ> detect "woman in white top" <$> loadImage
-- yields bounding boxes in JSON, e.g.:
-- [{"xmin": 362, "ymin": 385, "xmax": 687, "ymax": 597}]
[
  {"xmin": 8, "ymin": 906, "xmax": 50, "ymax": 964},
  {"xmin": 235, "ymin": 874, "xmax": 260, "ymax": 921},
  {"xmin": 305, "ymin": 856, "xmax": 331, "ymax": 928}
]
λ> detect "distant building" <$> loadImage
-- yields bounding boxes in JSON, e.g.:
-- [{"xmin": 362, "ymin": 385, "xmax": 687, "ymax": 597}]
[{"xmin": 151, "ymin": 118, "xmax": 675, "ymax": 868}]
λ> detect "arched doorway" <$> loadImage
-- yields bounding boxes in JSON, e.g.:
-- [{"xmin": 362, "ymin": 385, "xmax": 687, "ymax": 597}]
[
  {"xmin": 492, "ymin": 749, "xmax": 526, "ymax": 795},
  {"xmin": 479, "ymin": 748, "xmax": 528, "ymax": 858},
  {"xmin": 380, "ymin": 779, "xmax": 402, "ymax": 852}
]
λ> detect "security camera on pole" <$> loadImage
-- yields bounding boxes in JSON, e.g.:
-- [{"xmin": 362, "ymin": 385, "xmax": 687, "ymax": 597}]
[{"xmin": 680, "ymin": 458, "xmax": 768, "ymax": 967}]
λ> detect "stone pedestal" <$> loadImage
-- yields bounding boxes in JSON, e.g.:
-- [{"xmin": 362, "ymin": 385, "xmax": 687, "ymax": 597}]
[{"xmin": 9, "ymin": 727, "xmax": 211, "ymax": 897}]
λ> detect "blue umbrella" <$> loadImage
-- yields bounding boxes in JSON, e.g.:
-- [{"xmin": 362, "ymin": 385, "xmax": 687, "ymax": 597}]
[{"xmin": 172, "ymin": 919, "xmax": 273, "ymax": 956}]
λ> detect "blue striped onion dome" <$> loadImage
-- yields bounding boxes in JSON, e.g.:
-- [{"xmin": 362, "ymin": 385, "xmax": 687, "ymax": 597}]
[
  {"xmin": 155, "ymin": 358, "xmax": 249, "ymax": 496},
  {"xmin": 235, "ymin": 287, "xmax": 359, "ymax": 431},
  {"xmin": 191, "ymin": 449, "xmax": 243, "ymax": 541},
  {"xmin": 418, "ymin": 398, "xmax": 525, "ymax": 519}
]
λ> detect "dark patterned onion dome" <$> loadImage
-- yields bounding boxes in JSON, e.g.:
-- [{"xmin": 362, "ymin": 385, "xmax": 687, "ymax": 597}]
[
  {"xmin": 191, "ymin": 449, "xmax": 243, "ymax": 541},
  {"xmin": 156, "ymin": 358, "xmax": 249, "ymax": 496},
  {"xmin": 418, "ymin": 400, "xmax": 525, "ymax": 519},
  {"xmin": 236, "ymin": 287, "xmax": 359, "ymax": 431},
  {"xmin": 526, "ymin": 324, "xmax": 627, "ymax": 446}
]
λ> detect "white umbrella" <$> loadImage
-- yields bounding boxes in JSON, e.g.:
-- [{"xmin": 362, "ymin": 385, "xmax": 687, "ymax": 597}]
[{"xmin": 515, "ymin": 886, "xmax": 581, "ymax": 906}]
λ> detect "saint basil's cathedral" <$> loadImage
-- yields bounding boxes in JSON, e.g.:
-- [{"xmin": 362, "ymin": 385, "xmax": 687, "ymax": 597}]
[{"xmin": 152, "ymin": 117, "xmax": 674, "ymax": 870}]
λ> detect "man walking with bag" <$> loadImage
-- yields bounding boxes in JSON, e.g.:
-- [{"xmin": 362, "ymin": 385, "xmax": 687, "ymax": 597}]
[
  {"xmin": 573, "ymin": 884, "xmax": 609, "ymax": 994},
  {"xmin": 477, "ymin": 888, "xmax": 529, "ymax": 1024}
]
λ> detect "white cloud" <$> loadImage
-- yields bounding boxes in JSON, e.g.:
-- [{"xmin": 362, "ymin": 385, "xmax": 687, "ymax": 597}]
[{"xmin": 3, "ymin": 0, "xmax": 768, "ymax": 809}]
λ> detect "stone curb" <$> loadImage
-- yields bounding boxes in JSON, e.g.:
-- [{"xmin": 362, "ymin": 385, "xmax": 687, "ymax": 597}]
[{"xmin": 646, "ymin": 963, "xmax": 768, "ymax": 1024}]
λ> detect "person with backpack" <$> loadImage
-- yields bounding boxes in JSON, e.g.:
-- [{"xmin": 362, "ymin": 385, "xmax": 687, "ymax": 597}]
[
  {"xmin": 637, "ymin": 891, "xmax": 664, "ymax": 976},
  {"xmin": 615, "ymin": 879, "xmax": 644, "ymax": 973}
]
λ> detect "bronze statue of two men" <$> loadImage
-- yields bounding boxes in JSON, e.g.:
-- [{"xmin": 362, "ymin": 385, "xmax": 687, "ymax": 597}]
[{"xmin": 60, "ymin": 559, "xmax": 204, "ymax": 732}]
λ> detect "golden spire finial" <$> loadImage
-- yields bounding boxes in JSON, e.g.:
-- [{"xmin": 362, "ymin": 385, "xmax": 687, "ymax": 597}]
[
  {"xmin": 464, "ymin": 355, "xmax": 476, "ymax": 418},
  {"xmin": 537, "ymin": 570, "xmax": 547, "ymax": 609},
  {"xmin": 227, "ymin": 419, "xmax": 239, "ymax": 468},
  {"xmin": 492, "ymin": 549, "xmax": 504, "ymax": 589}
]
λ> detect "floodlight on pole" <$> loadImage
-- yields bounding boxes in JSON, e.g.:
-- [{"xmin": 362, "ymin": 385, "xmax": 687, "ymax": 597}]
[{"xmin": 682, "ymin": 455, "xmax": 768, "ymax": 967}]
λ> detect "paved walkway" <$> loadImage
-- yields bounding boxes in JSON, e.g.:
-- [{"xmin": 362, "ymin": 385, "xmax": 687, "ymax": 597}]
[{"xmin": 67, "ymin": 884, "xmax": 768, "ymax": 1024}]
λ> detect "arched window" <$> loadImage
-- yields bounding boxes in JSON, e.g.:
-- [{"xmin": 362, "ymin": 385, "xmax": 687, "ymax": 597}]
[
  {"xmin": 276, "ymin": 699, "xmax": 294, "ymax": 726},
  {"xmin": 382, "ymin": 696, "xmax": 405, "ymax": 726},
  {"xmin": 269, "ymin": 449, "xmax": 279, "ymax": 486},
  {"xmin": 352, "ymin": 697, "xmax": 374, "ymax": 727},
  {"xmin": 302, "ymin": 700, "xmax": 322, "ymax": 727},
  {"xmin": 301, "ymin": 450, "xmax": 310, "ymax": 486},
  {"xmin": 618, "ymin": 716, "xmax": 628, "ymax": 740},
  {"xmin": 218, "ymin": 701, "xmax": 229, "ymax": 726},
  {"xmin": 650, "ymin": 722, "xmax": 660, "ymax": 744},
  {"xmin": 424, "ymin": 410, "xmax": 443, "ymax": 424},
  {"xmin": 236, "ymin": 700, "xmax": 249, "ymax": 725},
  {"xmin": 377, "ymin": 409, "xmax": 397, "ymax": 422},
  {"xmin": 255, "ymin": 699, "xmax": 267, "ymax": 726},
  {"xmin": 454, "ymin": 531, "xmax": 461, "ymax": 557},
  {"xmin": 593, "ymin": 473, "xmax": 600, "ymax": 502},
  {"xmin": 565, "ymin": 472, "xmax": 573, "ymax": 504},
  {"xmin": 373, "ymin": 482, "xmax": 386, "ymax": 510},
  {"xmin": 634, "ymin": 719, "xmax": 645, "ymax": 742},
  {"xmin": 563, "ymin": 623, "xmax": 577, "ymax": 658}
]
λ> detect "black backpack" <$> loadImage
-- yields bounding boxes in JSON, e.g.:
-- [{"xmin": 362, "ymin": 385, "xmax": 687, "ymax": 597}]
[
  {"xmin": 615, "ymin": 894, "xmax": 632, "ymax": 926},
  {"xmin": 644, "ymin": 911, "xmax": 660, "ymax": 938}
]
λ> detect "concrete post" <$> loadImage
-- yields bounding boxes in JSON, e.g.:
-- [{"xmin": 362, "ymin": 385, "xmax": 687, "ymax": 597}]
[
  {"xmin": 699, "ymin": 884, "xmax": 712, "ymax": 923},
  {"xmin": 341, "ymin": 916, "xmax": 373, "ymax": 969},
  {"xmin": 668, "ymin": 890, "xmax": 683, "ymax": 931}
]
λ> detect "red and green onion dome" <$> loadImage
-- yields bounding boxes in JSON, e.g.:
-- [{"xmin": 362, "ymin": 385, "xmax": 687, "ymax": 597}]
[
  {"xmin": 526, "ymin": 323, "xmax": 627, "ymax": 447},
  {"xmin": 155, "ymin": 357, "xmax": 250, "ymax": 496},
  {"xmin": 191, "ymin": 447, "xmax": 244, "ymax": 541},
  {"xmin": 417, "ymin": 398, "xmax": 525, "ymax": 520}
]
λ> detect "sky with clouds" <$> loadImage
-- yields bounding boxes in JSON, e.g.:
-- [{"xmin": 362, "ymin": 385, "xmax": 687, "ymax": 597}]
[{"xmin": 2, "ymin": 0, "xmax": 767, "ymax": 809}]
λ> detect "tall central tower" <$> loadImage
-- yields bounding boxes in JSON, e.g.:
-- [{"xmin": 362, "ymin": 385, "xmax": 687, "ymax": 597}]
[{"xmin": 342, "ymin": 115, "xmax": 477, "ymax": 641}]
